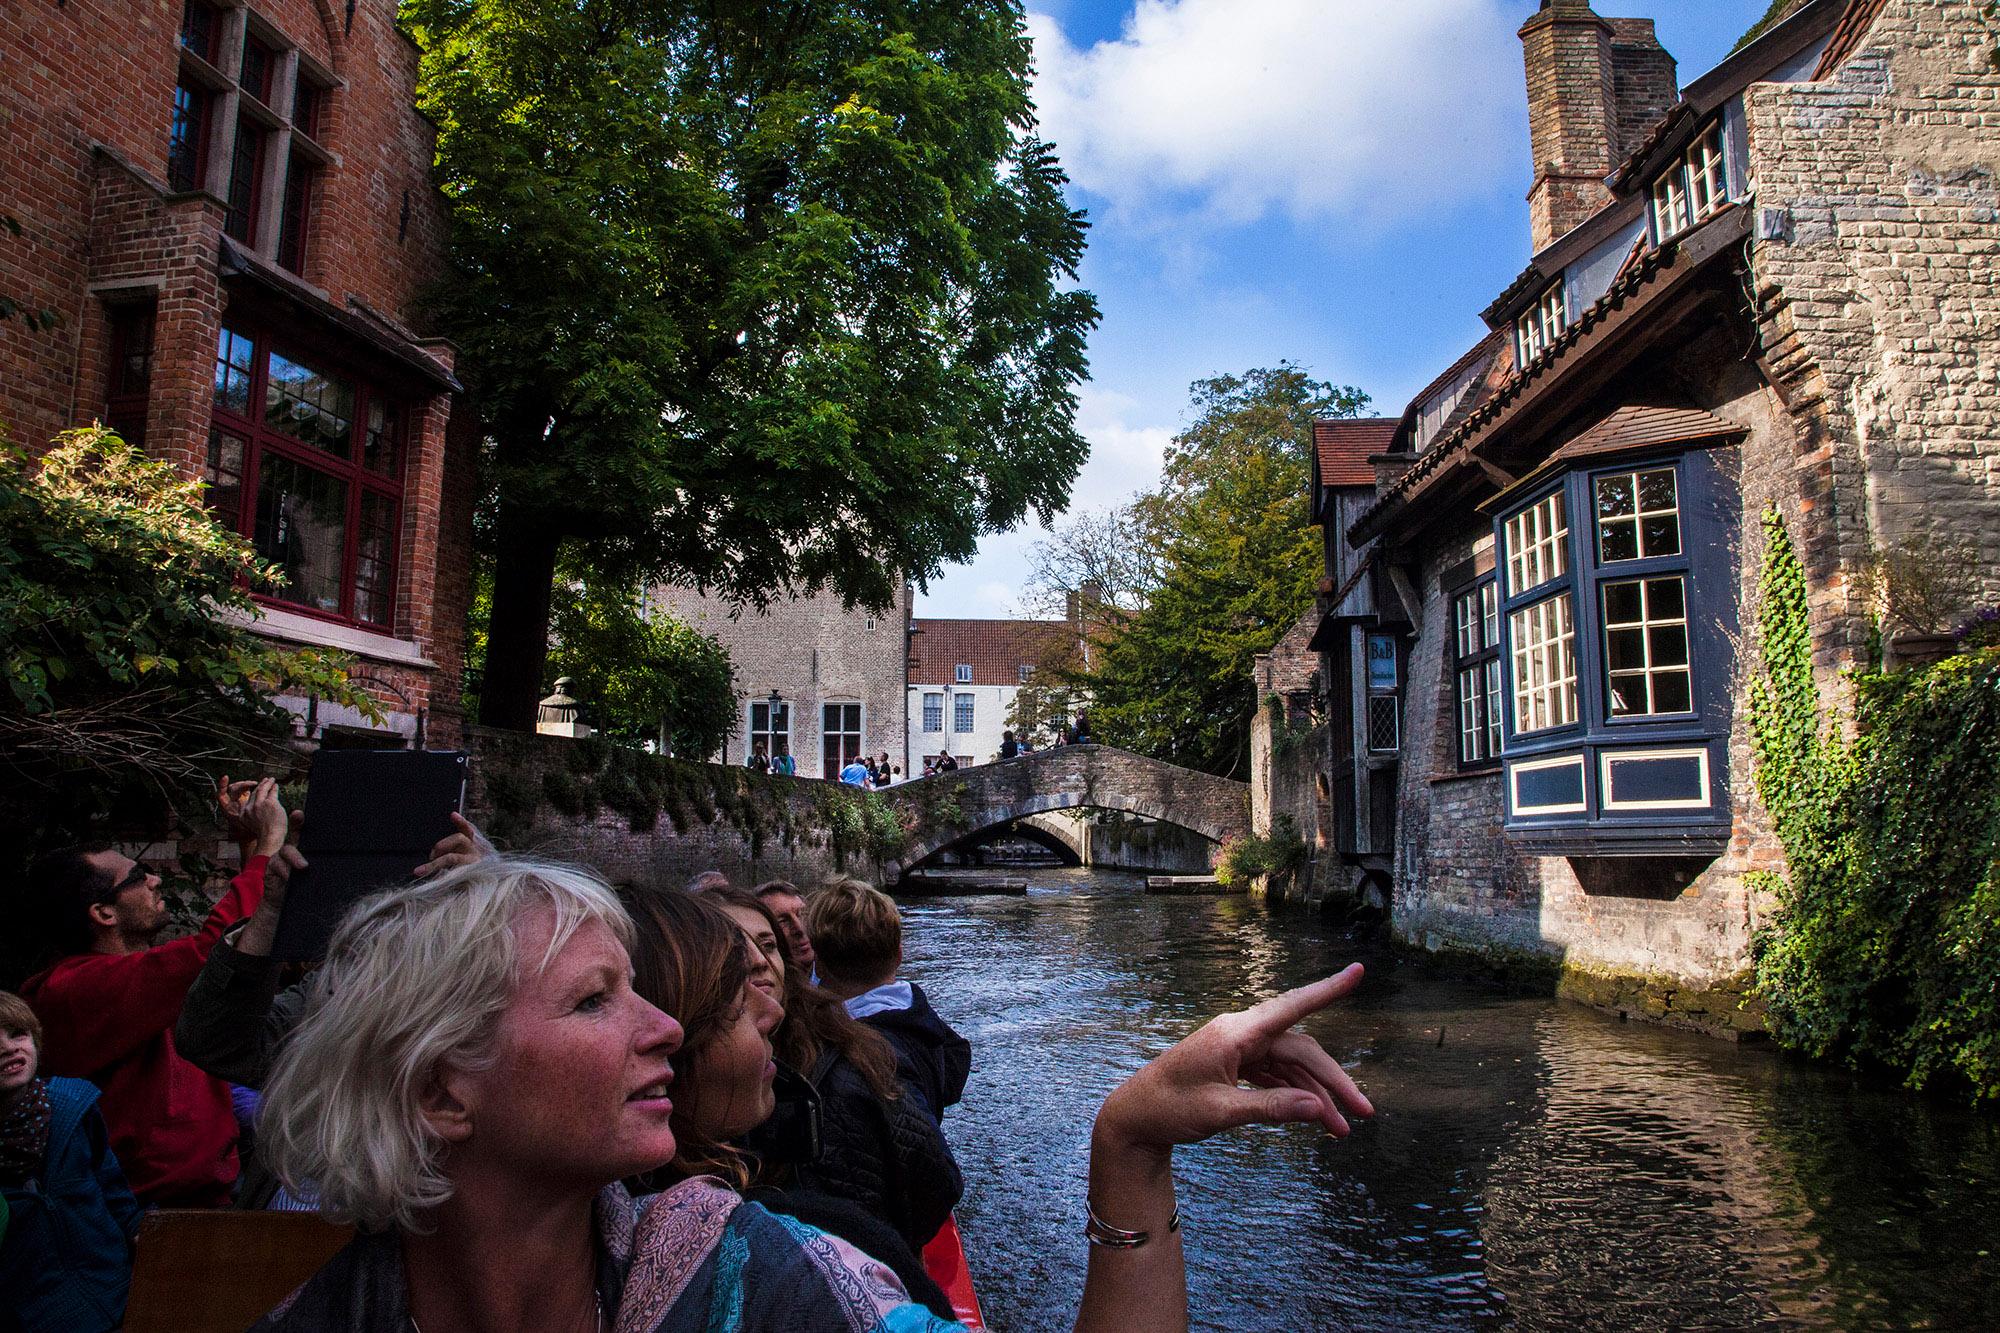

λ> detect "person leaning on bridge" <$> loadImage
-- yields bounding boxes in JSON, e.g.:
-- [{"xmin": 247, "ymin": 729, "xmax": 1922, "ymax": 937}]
[{"xmin": 247, "ymin": 852, "xmax": 1373, "ymax": 1333}]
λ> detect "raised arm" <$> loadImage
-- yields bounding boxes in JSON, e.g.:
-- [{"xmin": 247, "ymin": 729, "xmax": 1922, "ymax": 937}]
[{"xmin": 1074, "ymin": 964, "xmax": 1374, "ymax": 1333}]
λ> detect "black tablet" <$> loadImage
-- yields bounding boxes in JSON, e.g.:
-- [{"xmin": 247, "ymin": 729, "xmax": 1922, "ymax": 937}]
[{"xmin": 269, "ymin": 749, "xmax": 470, "ymax": 961}]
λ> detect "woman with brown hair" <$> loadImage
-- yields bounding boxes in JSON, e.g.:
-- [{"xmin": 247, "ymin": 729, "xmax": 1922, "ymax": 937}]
[{"xmin": 630, "ymin": 887, "xmax": 957, "ymax": 1317}]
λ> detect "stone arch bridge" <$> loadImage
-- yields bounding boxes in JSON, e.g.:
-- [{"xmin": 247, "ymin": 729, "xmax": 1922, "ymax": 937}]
[{"xmin": 883, "ymin": 744, "xmax": 1250, "ymax": 873}]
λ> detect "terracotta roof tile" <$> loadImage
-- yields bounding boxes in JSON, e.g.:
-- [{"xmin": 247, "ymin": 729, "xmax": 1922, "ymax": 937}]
[
  {"xmin": 1313, "ymin": 418, "xmax": 1399, "ymax": 488},
  {"xmin": 1551, "ymin": 402, "xmax": 1745, "ymax": 464},
  {"xmin": 1813, "ymin": 0, "xmax": 1889, "ymax": 78},
  {"xmin": 907, "ymin": 618, "xmax": 1075, "ymax": 687}
]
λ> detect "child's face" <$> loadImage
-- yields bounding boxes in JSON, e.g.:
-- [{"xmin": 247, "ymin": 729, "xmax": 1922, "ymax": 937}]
[{"xmin": 0, "ymin": 1025, "xmax": 36, "ymax": 1094}]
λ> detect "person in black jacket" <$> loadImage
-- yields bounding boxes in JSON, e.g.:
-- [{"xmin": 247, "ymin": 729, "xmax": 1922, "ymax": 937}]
[
  {"xmin": 621, "ymin": 887, "xmax": 960, "ymax": 1311},
  {"xmin": 808, "ymin": 879, "xmax": 971, "ymax": 1126}
]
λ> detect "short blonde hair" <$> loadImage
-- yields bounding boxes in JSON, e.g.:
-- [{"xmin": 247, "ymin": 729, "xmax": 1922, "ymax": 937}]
[
  {"xmin": 258, "ymin": 857, "xmax": 632, "ymax": 1233},
  {"xmin": 805, "ymin": 877, "xmax": 901, "ymax": 989}
]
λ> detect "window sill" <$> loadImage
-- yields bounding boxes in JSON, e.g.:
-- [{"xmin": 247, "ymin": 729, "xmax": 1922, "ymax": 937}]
[
  {"xmin": 1430, "ymin": 766, "xmax": 1501, "ymax": 786},
  {"xmin": 221, "ymin": 602, "xmax": 436, "ymax": 669},
  {"xmin": 1503, "ymin": 823, "xmax": 1730, "ymax": 859}
]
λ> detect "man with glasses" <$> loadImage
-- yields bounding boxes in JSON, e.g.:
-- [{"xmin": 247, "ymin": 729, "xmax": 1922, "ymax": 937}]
[{"xmin": 18, "ymin": 779, "xmax": 287, "ymax": 1207}]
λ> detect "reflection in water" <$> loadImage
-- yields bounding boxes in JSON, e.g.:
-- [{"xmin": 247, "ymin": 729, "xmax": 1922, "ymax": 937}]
[{"xmin": 898, "ymin": 870, "xmax": 2000, "ymax": 1331}]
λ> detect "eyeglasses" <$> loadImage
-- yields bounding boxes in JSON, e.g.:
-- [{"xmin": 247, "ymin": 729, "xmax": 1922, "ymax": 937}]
[{"xmin": 98, "ymin": 862, "xmax": 153, "ymax": 903}]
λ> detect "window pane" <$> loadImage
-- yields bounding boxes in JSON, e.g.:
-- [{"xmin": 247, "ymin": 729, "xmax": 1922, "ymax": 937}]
[
  {"xmin": 180, "ymin": 2, "xmax": 216, "ymax": 59},
  {"xmin": 363, "ymin": 398, "xmax": 402, "ymax": 476},
  {"xmin": 278, "ymin": 157, "xmax": 315, "ymax": 274},
  {"xmin": 352, "ymin": 491, "xmax": 397, "ymax": 626},
  {"xmin": 203, "ymin": 428, "xmax": 245, "ymax": 526},
  {"xmin": 254, "ymin": 454, "xmax": 349, "ymax": 614},
  {"xmin": 266, "ymin": 350, "xmax": 356, "ymax": 456},
  {"xmin": 922, "ymin": 693, "xmax": 942, "ymax": 732},
  {"xmin": 1505, "ymin": 492, "xmax": 1567, "ymax": 594},
  {"xmin": 1601, "ymin": 577, "xmax": 1691, "ymax": 718},
  {"xmin": 751, "ymin": 702, "xmax": 770, "ymax": 733},
  {"xmin": 225, "ymin": 118, "xmax": 264, "ymax": 242},
  {"xmin": 240, "ymin": 39, "xmax": 273, "ymax": 102},
  {"xmin": 1599, "ymin": 520, "xmax": 1639, "ymax": 564},
  {"xmin": 1642, "ymin": 515, "xmax": 1681, "ymax": 558},
  {"xmin": 214, "ymin": 327, "xmax": 255, "ymax": 414},
  {"xmin": 954, "ymin": 694, "xmax": 975, "ymax": 733},
  {"xmin": 1509, "ymin": 593, "xmax": 1576, "ymax": 735},
  {"xmin": 1484, "ymin": 659, "xmax": 1503, "ymax": 758},
  {"xmin": 1637, "ymin": 467, "xmax": 1677, "ymax": 513},
  {"xmin": 169, "ymin": 83, "xmax": 207, "ymax": 193},
  {"xmin": 1481, "ymin": 582, "xmax": 1499, "ymax": 646},
  {"xmin": 1596, "ymin": 473, "xmax": 1635, "ymax": 519}
]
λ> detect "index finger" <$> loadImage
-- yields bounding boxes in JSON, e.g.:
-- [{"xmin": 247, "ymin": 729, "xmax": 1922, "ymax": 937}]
[{"xmin": 1242, "ymin": 963, "xmax": 1365, "ymax": 1037}]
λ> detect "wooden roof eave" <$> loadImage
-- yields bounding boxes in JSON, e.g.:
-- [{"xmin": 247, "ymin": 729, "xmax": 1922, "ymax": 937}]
[{"xmin": 1349, "ymin": 207, "xmax": 1751, "ymax": 551}]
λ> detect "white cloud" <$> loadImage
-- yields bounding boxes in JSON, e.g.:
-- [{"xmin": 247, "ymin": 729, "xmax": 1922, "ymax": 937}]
[{"xmin": 1027, "ymin": 0, "xmax": 1524, "ymax": 229}]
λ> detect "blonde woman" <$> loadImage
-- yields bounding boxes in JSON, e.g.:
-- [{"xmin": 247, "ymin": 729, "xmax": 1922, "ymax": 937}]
[{"xmin": 254, "ymin": 857, "xmax": 1373, "ymax": 1332}]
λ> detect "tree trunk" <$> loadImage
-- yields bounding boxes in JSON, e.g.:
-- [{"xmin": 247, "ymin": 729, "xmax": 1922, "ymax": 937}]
[{"xmin": 479, "ymin": 519, "xmax": 562, "ymax": 732}]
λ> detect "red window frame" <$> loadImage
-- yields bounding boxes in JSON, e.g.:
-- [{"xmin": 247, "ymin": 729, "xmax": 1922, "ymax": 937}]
[
  {"xmin": 292, "ymin": 70, "xmax": 327, "ymax": 141},
  {"xmin": 205, "ymin": 322, "xmax": 408, "ymax": 630},
  {"xmin": 106, "ymin": 303, "xmax": 156, "ymax": 448},
  {"xmin": 277, "ymin": 155, "xmax": 315, "ymax": 273},
  {"xmin": 168, "ymin": 80, "xmax": 210, "ymax": 193},
  {"xmin": 179, "ymin": 1, "xmax": 218, "ymax": 62},
  {"xmin": 239, "ymin": 36, "xmax": 276, "ymax": 105}
]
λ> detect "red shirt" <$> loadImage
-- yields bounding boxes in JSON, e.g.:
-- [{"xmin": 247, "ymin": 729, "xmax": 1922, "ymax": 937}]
[{"xmin": 21, "ymin": 855, "xmax": 267, "ymax": 1208}]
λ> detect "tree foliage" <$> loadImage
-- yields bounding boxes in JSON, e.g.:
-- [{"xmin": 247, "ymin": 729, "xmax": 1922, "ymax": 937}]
[
  {"xmin": 545, "ymin": 580, "xmax": 738, "ymax": 757},
  {"xmin": 0, "ymin": 427, "xmax": 374, "ymax": 850},
  {"xmin": 1750, "ymin": 509, "xmax": 2000, "ymax": 1102},
  {"xmin": 402, "ymin": 0, "xmax": 1098, "ymax": 728},
  {"xmin": 1062, "ymin": 365, "xmax": 1368, "ymax": 776}
]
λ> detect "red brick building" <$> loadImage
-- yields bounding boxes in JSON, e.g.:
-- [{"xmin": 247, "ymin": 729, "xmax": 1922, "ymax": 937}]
[{"xmin": 0, "ymin": 0, "xmax": 472, "ymax": 747}]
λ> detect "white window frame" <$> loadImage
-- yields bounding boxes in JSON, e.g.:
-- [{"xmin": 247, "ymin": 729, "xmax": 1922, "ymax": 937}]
[
  {"xmin": 1018, "ymin": 663, "xmax": 1034, "ymax": 683},
  {"xmin": 954, "ymin": 663, "xmax": 972, "ymax": 684},
  {"xmin": 1652, "ymin": 122, "xmax": 1727, "ymax": 243},
  {"xmin": 1514, "ymin": 283, "xmax": 1569, "ymax": 367},
  {"xmin": 952, "ymin": 692, "xmax": 976, "ymax": 734},
  {"xmin": 1504, "ymin": 491, "xmax": 1569, "ymax": 595},
  {"xmin": 921, "ymin": 692, "xmax": 943, "ymax": 733},
  {"xmin": 1594, "ymin": 466, "xmax": 1682, "ymax": 564},
  {"xmin": 1510, "ymin": 593, "xmax": 1578, "ymax": 735},
  {"xmin": 748, "ymin": 698, "xmax": 790, "ymax": 762},
  {"xmin": 1601, "ymin": 576, "xmax": 1693, "ymax": 719}
]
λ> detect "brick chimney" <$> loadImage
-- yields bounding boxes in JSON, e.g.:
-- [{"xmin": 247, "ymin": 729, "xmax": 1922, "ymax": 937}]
[
  {"xmin": 1520, "ymin": 1, "xmax": 1618, "ymax": 252},
  {"xmin": 1606, "ymin": 18, "xmax": 1677, "ymax": 160},
  {"xmin": 1520, "ymin": 3, "xmax": 1680, "ymax": 253}
]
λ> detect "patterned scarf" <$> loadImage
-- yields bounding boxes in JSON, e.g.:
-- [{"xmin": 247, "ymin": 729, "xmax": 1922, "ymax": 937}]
[{"xmin": 0, "ymin": 1078, "xmax": 52, "ymax": 1187}]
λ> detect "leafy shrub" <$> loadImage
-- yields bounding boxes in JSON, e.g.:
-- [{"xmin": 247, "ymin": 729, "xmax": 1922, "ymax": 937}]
[
  {"xmin": 1750, "ymin": 509, "xmax": 2000, "ymax": 1102},
  {"xmin": 0, "ymin": 426, "xmax": 374, "ymax": 850},
  {"xmin": 1217, "ymin": 814, "xmax": 1308, "ymax": 887}
]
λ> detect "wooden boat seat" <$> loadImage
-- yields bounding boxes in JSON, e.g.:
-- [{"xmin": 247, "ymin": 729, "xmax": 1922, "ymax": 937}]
[{"xmin": 124, "ymin": 1209, "xmax": 354, "ymax": 1333}]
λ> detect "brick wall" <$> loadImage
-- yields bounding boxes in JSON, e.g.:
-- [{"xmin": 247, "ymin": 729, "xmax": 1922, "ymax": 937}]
[
  {"xmin": 1747, "ymin": 0, "xmax": 2000, "ymax": 659},
  {"xmin": 1250, "ymin": 612, "xmax": 1331, "ymax": 897},
  {"xmin": 1521, "ymin": 3, "xmax": 1620, "ymax": 251},
  {"xmin": 1607, "ymin": 17, "xmax": 1679, "ymax": 160},
  {"xmin": 0, "ymin": 0, "xmax": 469, "ymax": 747}
]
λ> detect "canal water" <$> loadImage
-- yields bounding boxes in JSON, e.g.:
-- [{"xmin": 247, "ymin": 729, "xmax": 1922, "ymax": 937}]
[{"xmin": 897, "ymin": 870, "xmax": 2000, "ymax": 1331}]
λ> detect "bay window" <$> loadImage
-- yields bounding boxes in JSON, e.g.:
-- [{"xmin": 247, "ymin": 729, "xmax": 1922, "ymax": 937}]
[
  {"xmin": 1490, "ymin": 444, "xmax": 1736, "ymax": 849},
  {"xmin": 205, "ymin": 324, "xmax": 406, "ymax": 629}
]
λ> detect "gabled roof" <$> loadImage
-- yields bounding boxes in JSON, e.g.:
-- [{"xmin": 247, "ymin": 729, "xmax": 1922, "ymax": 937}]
[
  {"xmin": 1313, "ymin": 418, "xmax": 1399, "ymax": 488},
  {"xmin": 1394, "ymin": 331, "xmax": 1505, "ymax": 444},
  {"xmin": 1812, "ymin": 0, "xmax": 1889, "ymax": 77},
  {"xmin": 1350, "ymin": 204, "xmax": 1751, "ymax": 547},
  {"xmin": 907, "ymin": 618, "xmax": 1074, "ymax": 687}
]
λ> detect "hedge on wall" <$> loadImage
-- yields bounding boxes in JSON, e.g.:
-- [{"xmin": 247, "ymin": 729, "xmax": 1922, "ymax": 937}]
[{"xmin": 1750, "ymin": 508, "xmax": 2000, "ymax": 1102}]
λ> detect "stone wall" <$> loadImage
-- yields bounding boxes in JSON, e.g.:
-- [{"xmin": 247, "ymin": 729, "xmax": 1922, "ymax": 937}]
[
  {"xmin": 466, "ymin": 728, "xmax": 896, "ymax": 891},
  {"xmin": 647, "ymin": 580, "xmax": 910, "ymax": 779},
  {"xmin": 1250, "ymin": 613, "xmax": 1332, "ymax": 901},
  {"xmin": 1747, "ymin": 0, "xmax": 2000, "ymax": 660}
]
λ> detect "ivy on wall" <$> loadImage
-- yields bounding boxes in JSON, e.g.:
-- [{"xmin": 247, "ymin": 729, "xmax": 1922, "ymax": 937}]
[
  {"xmin": 1749, "ymin": 508, "xmax": 2000, "ymax": 1102},
  {"xmin": 1263, "ymin": 692, "xmax": 1326, "ymax": 761},
  {"xmin": 1217, "ymin": 812, "xmax": 1308, "ymax": 888}
]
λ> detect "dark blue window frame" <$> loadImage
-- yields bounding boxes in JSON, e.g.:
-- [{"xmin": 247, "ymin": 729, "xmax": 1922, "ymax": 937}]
[{"xmin": 1492, "ymin": 447, "xmax": 1738, "ymax": 847}]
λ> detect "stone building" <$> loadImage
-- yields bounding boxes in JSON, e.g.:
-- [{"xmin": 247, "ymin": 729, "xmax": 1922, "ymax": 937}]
[
  {"xmin": 1319, "ymin": 0, "xmax": 2000, "ymax": 1030},
  {"xmin": 906, "ymin": 616, "xmax": 1077, "ymax": 771},
  {"xmin": 648, "ymin": 581, "xmax": 912, "ymax": 778},
  {"xmin": 0, "ymin": 0, "xmax": 472, "ymax": 747}
]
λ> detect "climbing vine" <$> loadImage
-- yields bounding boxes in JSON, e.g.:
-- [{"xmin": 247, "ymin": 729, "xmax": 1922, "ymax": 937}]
[
  {"xmin": 812, "ymin": 784, "xmax": 907, "ymax": 868},
  {"xmin": 1264, "ymin": 693, "xmax": 1326, "ymax": 761},
  {"xmin": 1749, "ymin": 508, "xmax": 2000, "ymax": 1102}
]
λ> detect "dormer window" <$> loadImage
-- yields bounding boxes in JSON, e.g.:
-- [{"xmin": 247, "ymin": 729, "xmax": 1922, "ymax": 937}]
[
  {"xmin": 1650, "ymin": 124, "xmax": 1729, "ymax": 243},
  {"xmin": 1514, "ymin": 283, "xmax": 1568, "ymax": 367}
]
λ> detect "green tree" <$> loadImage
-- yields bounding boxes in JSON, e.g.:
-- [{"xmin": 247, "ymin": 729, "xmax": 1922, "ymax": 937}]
[
  {"xmin": 1078, "ymin": 365, "xmax": 1368, "ymax": 776},
  {"xmin": 403, "ymin": 0, "xmax": 1097, "ymax": 729},
  {"xmin": 0, "ymin": 426, "xmax": 374, "ymax": 850},
  {"xmin": 545, "ymin": 580, "xmax": 738, "ymax": 756}
]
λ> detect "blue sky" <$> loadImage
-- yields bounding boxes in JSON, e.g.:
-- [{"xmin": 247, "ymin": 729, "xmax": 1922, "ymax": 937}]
[{"xmin": 914, "ymin": 0, "xmax": 1771, "ymax": 619}]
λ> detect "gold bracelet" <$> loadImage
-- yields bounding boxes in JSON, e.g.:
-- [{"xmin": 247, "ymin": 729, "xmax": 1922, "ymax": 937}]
[{"xmin": 1084, "ymin": 1199, "xmax": 1181, "ymax": 1249}]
